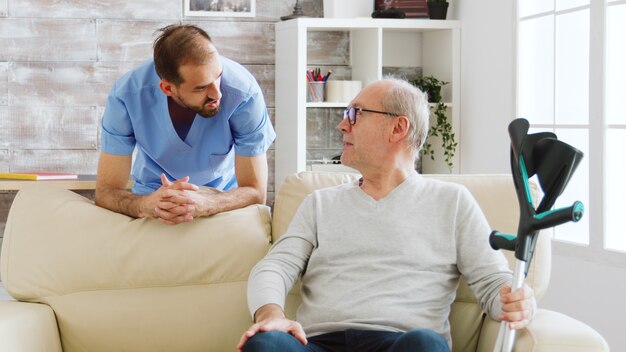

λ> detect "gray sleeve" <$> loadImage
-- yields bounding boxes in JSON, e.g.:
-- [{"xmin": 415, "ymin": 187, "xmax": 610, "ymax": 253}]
[
  {"xmin": 247, "ymin": 194, "xmax": 318, "ymax": 318},
  {"xmin": 455, "ymin": 187, "xmax": 513, "ymax": 321}
]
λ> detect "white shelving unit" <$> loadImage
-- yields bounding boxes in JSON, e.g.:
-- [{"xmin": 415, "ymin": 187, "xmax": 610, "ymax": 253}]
[{"xmin": 275, "ymin": 18, "xmax": 461, "ymax": 189}]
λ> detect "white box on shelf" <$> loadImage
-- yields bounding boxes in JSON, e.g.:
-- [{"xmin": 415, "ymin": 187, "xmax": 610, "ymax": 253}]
[
  {"xmin": 323, "ymin": 0, "xmax": 373, "ymax": 18},
  {"xmin": 326, "ymin": 80, "xmax": 362, "ymax": 103}
]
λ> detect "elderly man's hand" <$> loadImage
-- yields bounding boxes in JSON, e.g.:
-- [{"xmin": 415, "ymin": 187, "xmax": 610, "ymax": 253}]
[
  {"xmin": 499, "ymin": 283, "xmax": 536, "ymax": 330},
  {"xmin": 237, "ymin": 304, "xmax": 307, "ymax": 351}
]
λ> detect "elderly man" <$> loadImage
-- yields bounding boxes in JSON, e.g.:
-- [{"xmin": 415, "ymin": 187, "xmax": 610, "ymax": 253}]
[
  {"xmin": 95, "ymin": 24, "xmax": 275, "ymax": 225},
  {"xmin": 238, "ymin": 78, "xmax": 535, "ymax": 352}
]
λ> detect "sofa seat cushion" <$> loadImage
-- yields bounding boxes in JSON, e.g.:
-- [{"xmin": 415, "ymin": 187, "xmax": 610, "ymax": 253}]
[{"xmin": 1, "ymin": 184, "xmax": 272, "ymax": 352}]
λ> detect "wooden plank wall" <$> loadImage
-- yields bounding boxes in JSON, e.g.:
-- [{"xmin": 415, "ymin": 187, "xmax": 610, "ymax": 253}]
[
  {"xmin": 0, "ymin": 0, "xmax": 426, "ymax": 274},
  {"xmin": 0, "ymin": 0, "xmax": 337, "ymax": 271}
]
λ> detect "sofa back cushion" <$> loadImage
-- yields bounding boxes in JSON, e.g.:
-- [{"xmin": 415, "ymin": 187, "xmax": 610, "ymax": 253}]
[
  {"xmin": 272, "ymin": 172, "xmax": 550, "ymax": 352},
  {"xmin": 1, "ymin": 184, "xmax": 272, "ymax": 352}
]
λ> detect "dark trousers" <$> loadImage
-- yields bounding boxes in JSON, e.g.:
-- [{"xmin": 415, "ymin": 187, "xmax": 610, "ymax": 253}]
[{"xmin": 242, "ymin": 328, "xmax": 450, "ymax": 352}]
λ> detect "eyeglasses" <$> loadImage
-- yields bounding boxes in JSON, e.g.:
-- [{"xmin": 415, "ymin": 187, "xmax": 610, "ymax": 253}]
[{"xmin": 343, "ymin": 107, "xmax": 400, "ymax": 125}]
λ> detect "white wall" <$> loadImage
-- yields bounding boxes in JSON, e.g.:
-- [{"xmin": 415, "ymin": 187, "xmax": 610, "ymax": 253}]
[
  {"xmin": 454, "ymin": 0, "xmax": 514, "ymax": 174},
  {"xmin": 540, "ymin": 253, "xmax": 626, "ymax": 350},
  {"xmin": 454, "ymin": 0, "xmax": 622, "ymax": 350}
]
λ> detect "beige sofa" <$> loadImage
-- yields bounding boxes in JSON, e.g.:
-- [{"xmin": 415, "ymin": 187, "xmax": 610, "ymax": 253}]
[{"xmin": 0, "ymin": 172, "xmax": 609, "ymax": 352}]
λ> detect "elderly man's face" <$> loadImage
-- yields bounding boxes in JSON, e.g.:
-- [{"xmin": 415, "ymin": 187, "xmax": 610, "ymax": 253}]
[{"xmin": 338, "ymin": 82, "xmax": 396, "ymax": 170}]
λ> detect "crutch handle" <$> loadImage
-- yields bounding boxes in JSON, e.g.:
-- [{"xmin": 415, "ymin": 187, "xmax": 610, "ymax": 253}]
[
  {"xmin": 489, "ymin": 231, "xmax": 517, "ymax": 251},
  {"xmin": 534, "ymin": 201, "xmax": 584, "ymax": 229}
]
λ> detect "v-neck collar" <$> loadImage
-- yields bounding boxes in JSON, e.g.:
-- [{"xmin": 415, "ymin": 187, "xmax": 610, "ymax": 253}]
[
  {"xmin": 160, "ymin": 95, "xmax": 197, "ymax": 150},
  {"xmin": 353, "ymin": 171, "xmax": 421, "ymax": 206},
  {"xmin": 167, "ymin": 96, "xmax": 196, "ymax": 141}
]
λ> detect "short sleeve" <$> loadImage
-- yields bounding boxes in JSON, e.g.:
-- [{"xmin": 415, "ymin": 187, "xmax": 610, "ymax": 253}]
[
  {"xmin": 100, "ymin": 83, "xmax": 136, "ymax": 156},
  {"xmin": 229, "ymin": 91, "xmax": 276, "ymax": 157}
]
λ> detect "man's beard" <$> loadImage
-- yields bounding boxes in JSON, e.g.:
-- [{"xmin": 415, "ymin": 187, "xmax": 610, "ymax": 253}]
[{"xmin": 178, "ymin": 95, "xmax": 220, "ymax": 118}]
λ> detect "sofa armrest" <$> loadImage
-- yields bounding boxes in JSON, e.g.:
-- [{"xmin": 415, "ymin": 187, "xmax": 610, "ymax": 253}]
[
  {"xmin": 0, "ymin": 301, "xmax": 63, "ymax": 352},
  {"xmin": 516, "ymin": 309, "xmax": 609, "ymax": 352},
  {"xmin": 476, "ymin": 309, "xmax": 609, "ymax": 352}
]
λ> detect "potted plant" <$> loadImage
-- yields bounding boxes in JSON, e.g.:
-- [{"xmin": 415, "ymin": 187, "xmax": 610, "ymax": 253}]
[
  {"xmin": 427, "ymin": 0, "xmax": 449, "ymax": 20},
  {"xmin": 410, "ymin": 75, "xmax": 457, "ymax": 171}
]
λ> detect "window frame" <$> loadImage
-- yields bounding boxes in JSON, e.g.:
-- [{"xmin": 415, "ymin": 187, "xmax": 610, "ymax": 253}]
[{"xmin": 515, "ymin": 0, "xmax": 626, "ymax": 269}]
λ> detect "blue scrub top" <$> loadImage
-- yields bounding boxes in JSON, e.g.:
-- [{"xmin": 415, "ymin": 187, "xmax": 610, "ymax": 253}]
[{"xmin": 100, "ymin": 57, "xmax": 275, "ymax": 195}]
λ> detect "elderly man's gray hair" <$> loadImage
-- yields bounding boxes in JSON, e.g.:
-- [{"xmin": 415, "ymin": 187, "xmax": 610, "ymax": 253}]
[{"xmin": 378, "ymin": 78, "xmax": 430, "ymax": 156}]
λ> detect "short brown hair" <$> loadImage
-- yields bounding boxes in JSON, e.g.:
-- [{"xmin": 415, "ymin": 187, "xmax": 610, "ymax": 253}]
[{"xmin": 153, "ymin": 24, "xmax": 214, "ymax": 85}]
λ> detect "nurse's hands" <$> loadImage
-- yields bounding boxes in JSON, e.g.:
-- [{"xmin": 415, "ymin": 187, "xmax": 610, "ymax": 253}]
[
  {"xmin": 145, "ymin": 168, "xmax": 264, "ymax": 224},
  {"xmin": 148, "ymin": 174, "xmax": 202, "ymax": 225}
]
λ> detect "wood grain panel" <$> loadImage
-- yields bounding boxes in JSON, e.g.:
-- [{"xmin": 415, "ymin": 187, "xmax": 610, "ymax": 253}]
[
  {"xmin": 1, "ymin": 106, "xmax": 98, "ymax": 149},
  {"xmin": 307, "ymin": 31, "xmax": 350, "ymax": 66},
  {"xmin": 187, "ymin": 20, "xmax": 275, "ymax": 64},
  {"xmin": 7, "ymin": 62, "xmax": 272, "ymax": 126},
  {"xmin": 382, "ymin": 66, "xmax": 423, "ymax": 81},
  {"xmin": 268, "ymin": 107, "xmax": 275, "ymax": 130},
  {"xmin": 0, "ymin": 111, "xmax": 9, "ymax": 149},
  {"xmin": 9, "ymin": 149, "xmax": 100, "ymax": 175},
  {"xmin": 0, "ymin": 62, "xmax": 6, "ymax": 105},
  {"xmin": 301, "ymin": 0, "xmax": 324, "ymax": 18},
  {"xmin": 8, "ymin": 63, "xmax": 272, "ymax": 110},
  {"xmin": 10, "ymin": 0, "xmax": 181, "ymax": 20},
  {"xmin": 307, "ymin": 108, "xmax": 328, "ymax": 149},
  {"xmin": 326, "ymin": 107, "xmax": 344, "ymax": 149},
  {"xmin": 10, "ymin": 0, "xmax": 320, "ymax": 21},
  {"xmin": 244, "ymin": 64, "xmax": 275, "ymax": 108},
  {"xmin": 0, "ymin": 150, "xmax": 8, "ymax": 171},
  {"xmin": 0, "ymin": 191, "xmax": 13, "ymax": 238},
  {"xmin": 261, "ymin": 0, "xmax": 323, "ymax": 20},
  {"xmin": 181, "ymin": 0, "xmax": 323, "ymax": 21},
  {"xmin": 96, "ymin": 20, "xmax": 171, "ymax": 63},
  {"xmin": 254, "ymin": 1, "xmax": 297, "ymax": 20},
  {"xmin": 97, "ymin": 106, "xmax": 105, "ymax": 149},
  {"xmin": 7, "ymin": 0, "xmax": 323, "ymax": 21},
  {"xmin": 0, "ymin": 106, "xmax": 11, "ymax": 147},
  {"xmin": 267, "ymin": 148, "xmax": 274, "ymax": 193},
  {"xmin": 97, "ymin": 20, "xmax": 274, "ymax": 65},
  {"xmin": 8, "ymin": 62, "xmax": 124, "ymax": 106},
  {"xmin": 0, "ymin": 19, "xmax": 96, "ymax": 62}
]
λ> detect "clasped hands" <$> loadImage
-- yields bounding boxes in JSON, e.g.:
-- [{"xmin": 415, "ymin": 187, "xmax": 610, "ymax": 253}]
[{"xmin": 141, "ymin": 174, "xmax": 211, "ymax": 225}]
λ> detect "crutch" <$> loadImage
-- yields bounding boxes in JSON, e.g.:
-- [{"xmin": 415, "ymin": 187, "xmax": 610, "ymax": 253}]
[{"xmin": 490, "ymin": 118, "xmax": 585, "ymax": 352}]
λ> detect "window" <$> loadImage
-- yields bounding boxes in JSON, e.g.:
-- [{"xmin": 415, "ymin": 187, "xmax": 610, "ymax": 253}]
[
  {"xmin": 517, "ymin": 0, "xmax": 626, "ymax": 259},
  {"xmin": 605, "ymin": 1, "xmax": 626, "ymax": 251}
]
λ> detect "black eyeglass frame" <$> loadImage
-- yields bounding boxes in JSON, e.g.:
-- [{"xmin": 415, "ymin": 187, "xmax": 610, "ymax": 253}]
[{"xmin": 343, "ymin": 107, "xmax": 400, "ymax": 125}]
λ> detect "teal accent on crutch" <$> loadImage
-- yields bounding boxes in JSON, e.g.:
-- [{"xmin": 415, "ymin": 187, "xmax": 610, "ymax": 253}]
[
  {"xmin": 495, "ymin": 233, "xmax": 517, "ymax": 241},
  {"xmin": 535, "ymin": 207, "xmax": 562, "ymax": 220},
  {"xmin": 574, "ymin": 202, "xmax": 585, "ymax": 221},
  {"xmin": 519, "ymin": 156, "xmax": 534, "ymax": 207}
]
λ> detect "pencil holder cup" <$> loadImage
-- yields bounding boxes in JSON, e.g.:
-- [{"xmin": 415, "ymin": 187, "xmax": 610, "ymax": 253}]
[{"xmin": 306, "ymin": 82, "xmax": 326, "ymax": 103}]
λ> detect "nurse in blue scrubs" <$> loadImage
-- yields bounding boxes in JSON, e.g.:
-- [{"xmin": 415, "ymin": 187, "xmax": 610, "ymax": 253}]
[{"xmin": 95, "ymin": 24, "xmax": 275, "ymax": 225}]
